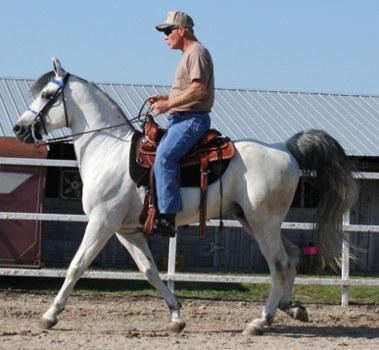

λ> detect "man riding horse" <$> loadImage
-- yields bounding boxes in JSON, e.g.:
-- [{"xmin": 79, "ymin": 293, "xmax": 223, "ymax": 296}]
[{"xmin": 148, "ymin": 11, "xmax": 214, "ymax": 236}]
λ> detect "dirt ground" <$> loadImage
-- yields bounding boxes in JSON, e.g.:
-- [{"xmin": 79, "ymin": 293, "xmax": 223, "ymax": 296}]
[{"xmin": 1, "ymin": 291, "xmax": 378, "ymax": 350}]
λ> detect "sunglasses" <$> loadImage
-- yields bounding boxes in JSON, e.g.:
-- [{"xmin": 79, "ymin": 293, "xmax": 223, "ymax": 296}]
[{"xmin": 163, "ymin": 26, "xmax": 178, "ymax": 36}]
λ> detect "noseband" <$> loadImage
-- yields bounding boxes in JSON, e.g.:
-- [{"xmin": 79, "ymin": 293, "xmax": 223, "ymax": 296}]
[{"xmin": 28, "ymin": 73, "xmax": 71, "ymax": 141}]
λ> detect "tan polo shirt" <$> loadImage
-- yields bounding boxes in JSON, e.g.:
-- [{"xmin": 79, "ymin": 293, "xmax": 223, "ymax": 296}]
[{"xmin": 169, "ymin": 41, "xmax": 215, "ymax": 113}]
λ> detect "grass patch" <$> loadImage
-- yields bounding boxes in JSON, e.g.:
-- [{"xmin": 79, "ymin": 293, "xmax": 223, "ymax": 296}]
[
  {"xmin": 350, "ymin": 285, "xmax": 379, "ymax": 304},
  {"xmin": 1, "ymin": 275, "xmax": 378, "ymax": 304}
]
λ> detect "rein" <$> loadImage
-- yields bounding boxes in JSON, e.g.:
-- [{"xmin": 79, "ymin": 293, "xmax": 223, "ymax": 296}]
[
  {"xmin": 35, "ymin": 118, "xmax": 141, "ymax": 146},
  {"xmin": 31, "ymin": 74, "xmax": 151, "ymax": 146}
]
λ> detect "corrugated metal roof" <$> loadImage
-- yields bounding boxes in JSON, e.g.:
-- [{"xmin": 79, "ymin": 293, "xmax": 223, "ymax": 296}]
[{"xmin": 1, "ymin": 77, "xmax": 378, "ymax": 157}]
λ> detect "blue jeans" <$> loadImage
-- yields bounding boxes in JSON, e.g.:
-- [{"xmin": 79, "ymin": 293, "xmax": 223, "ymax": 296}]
[{"xmin": 155, "ymin": 112, "xmax": 211, "ymax": 214}]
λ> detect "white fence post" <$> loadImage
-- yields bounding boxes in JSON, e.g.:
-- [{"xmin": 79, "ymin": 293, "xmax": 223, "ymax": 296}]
[
  {"xmin": 167, "ymin": 235, "xmax": 178, "ymax": 292},
  {"xmin": 341, "ymin": 211, "xmax": 351, "ymax": 306}
]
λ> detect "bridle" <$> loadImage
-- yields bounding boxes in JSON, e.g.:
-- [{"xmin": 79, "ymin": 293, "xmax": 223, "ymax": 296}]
[
  {"xmin": 27, "ymin": 73, "xmax": 71, "ymax": 143},
  {"xmin": 26, "ymin": 73, "xmax": 151, "ymax": 146}
]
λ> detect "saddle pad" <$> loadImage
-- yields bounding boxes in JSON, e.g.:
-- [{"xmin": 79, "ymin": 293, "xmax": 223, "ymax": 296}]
[{"xmin": 129, "ymin": 131, "xmax": 232, "ymax": 188}]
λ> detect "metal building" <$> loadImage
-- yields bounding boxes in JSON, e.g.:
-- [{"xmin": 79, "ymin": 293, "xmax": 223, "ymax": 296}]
[{"xmin": 1, "ymin": 75, "xmax": 378, "ymax": 272}]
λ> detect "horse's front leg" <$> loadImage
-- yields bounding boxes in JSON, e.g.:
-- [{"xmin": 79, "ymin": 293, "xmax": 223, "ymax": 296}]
[
  {"xmin": 40, "ymin": 218, "xmax": 113, "ymax": 329},
  {"xmin": 116, "ymin": 231, "xmax": 186, "ymax": 332}
]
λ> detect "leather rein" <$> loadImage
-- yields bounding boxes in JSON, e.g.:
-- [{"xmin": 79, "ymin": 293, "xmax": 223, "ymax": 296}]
[{"xmin": 28, "ymin": 73, "xmax": 145, "ymax": 146}]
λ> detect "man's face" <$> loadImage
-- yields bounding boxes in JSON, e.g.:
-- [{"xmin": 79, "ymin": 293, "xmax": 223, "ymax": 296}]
[{"xmin": 163, "ymin": 26, "xmax": 184, "ymax": 50}]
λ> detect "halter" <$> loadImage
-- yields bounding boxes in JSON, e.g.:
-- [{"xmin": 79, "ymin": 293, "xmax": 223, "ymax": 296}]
[{"xmin": 28, "ymin": 73, "xmax": 71, "ymax": 143}]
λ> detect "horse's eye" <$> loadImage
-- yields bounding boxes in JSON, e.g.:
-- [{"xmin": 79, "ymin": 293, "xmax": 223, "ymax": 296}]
[{"xmin": 41, "ymin": 92, "xmax": 52, "ymax": 100}]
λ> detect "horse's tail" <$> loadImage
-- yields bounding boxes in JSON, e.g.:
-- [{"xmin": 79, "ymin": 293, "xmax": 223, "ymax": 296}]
[{"xmin": 286, "ymin": 129, "xmax": 358, "ymax": 268}]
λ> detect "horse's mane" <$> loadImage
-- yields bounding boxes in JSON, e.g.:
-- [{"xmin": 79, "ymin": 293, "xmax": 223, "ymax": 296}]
[
  {"xmin": 88, "ymin": 80, "xmax": 131, "ymax": 125},
  {"xmin": 30, "ymin": 71, "xmax": 133, "ymax": 127}
]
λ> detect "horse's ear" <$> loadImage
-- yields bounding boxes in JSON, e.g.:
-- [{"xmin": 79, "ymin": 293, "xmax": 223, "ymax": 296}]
[{"xmin": 52, "ymin": 57, "xmax": 65, "ymax": 78}]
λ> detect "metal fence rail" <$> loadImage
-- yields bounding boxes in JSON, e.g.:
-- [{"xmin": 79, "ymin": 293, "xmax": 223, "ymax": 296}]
[{"xmin": 1, "ymin": 156, "xmax": 379, "ymax": 306}]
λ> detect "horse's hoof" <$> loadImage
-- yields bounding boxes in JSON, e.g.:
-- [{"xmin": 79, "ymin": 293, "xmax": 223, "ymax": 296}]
[
  {"xmin": 242, "ymin": 325, "xmax": 264, "ymax": 336},
  {"xmin": 292, "ymin": 307, "xmax": 309, "ymax": 322},
  {"xmin": 288, "ymin": 302, "xmax": 309, "ymax": 322},
  {"xmin": 167, "ymin": 320, "xmax": 186, "ymax": 333},
  {"xmin": 39, "ymin": 317, "xmax": 58, "ymax": 329}
]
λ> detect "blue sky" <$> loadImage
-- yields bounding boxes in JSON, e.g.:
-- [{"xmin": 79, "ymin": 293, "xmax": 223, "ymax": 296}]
[{"xmin": 0, "ymin": 0, "xmax": 378, "ymax": 95}]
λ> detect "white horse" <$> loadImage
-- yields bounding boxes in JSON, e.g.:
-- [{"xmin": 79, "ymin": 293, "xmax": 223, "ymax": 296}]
[{"xmin": 13, "ymin": 58, "xmax": 357, "ymax": 336}]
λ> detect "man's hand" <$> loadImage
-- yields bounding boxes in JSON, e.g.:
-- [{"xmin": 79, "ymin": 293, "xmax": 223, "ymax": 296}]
[{"xmin": 148, "ymin": 95, "xmax": 170, "ymax": 115}]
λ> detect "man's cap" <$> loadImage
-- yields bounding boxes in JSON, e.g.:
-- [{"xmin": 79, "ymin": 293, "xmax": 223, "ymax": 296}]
[{"xmin": 155, "ymin": 11, "xmax": 194, "ymax": 32}]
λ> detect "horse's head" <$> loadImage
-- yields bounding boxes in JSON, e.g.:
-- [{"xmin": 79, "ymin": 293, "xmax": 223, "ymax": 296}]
[{"xmin": 13, "ymin": 57, "xmax": 71, "ymax": 144}]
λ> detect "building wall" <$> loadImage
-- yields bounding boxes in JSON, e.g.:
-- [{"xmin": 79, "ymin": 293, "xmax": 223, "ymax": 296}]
[
  {"xmin": 350, "ymin": 179, "xmax": 379, "ymax": 272},
  {"xmin": 7, "ymin": 142, "xmax": 376, "ymax": 274},
  {"xmin": 41, "ymin": 178, "xmax": 379, "ymax": 274}
]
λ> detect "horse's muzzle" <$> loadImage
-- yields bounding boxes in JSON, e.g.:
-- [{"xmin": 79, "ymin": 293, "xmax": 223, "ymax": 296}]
[{"xmin": 13, "ymin": 123, "xmax": 42, "ymax": 144}]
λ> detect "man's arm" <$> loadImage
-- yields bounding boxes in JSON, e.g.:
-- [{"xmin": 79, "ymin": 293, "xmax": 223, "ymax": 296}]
[{"xmin": 149, "ymin": 79, "xmax": 206, "ymax": 115}]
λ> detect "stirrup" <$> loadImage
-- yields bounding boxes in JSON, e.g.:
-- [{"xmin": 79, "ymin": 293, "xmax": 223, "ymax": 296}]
[{"xmin": 154, "ymin": 217, "xmax": 176, "ymax": 237}]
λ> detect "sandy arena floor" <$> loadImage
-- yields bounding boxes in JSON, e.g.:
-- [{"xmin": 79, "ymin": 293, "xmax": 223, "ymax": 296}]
[{"xmin": 1, "ymin": 291, "xmax": 379, "ymax": 350}]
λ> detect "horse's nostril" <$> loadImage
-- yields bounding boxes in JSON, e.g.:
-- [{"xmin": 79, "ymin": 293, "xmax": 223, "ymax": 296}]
[{"xmin": 13, "ymin": 124, "xmax": 21, "ymax": 134}]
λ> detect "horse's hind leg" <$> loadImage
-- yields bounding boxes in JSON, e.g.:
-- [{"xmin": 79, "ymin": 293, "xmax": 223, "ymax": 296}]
[
  {"xmin": 278, "ymin": 236, "xmax": 308, "ymax": 322},
  {"xmin": 40, "ymin": 219, "xmax": 113, "ymax": 329},
  {"xmin": 240, "ymin": 220, "xmax": 294, "ymax": 336},
  {"xmin": 116, "ymin": 232, "xmax": 186, "ymax": 332}
]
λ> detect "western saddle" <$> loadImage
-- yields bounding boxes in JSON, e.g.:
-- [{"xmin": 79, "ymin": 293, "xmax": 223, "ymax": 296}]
[{"xmin": 135, "ymin": 114, "xmax": 235, "ymax": 239}]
